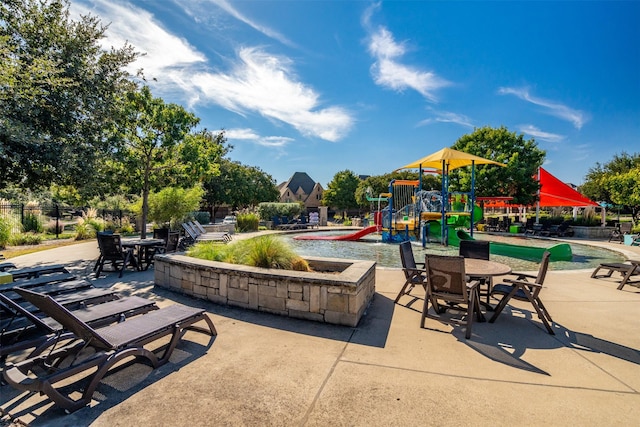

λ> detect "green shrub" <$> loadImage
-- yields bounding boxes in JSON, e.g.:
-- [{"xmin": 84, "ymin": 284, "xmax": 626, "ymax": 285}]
[
  {"xmin": 237, "ymin": 213, "xmax": 259, "ymax": 232},
  {"xmin": 9, "ymin": 232, "xmax": 43, "ymax": 246},
  {"xmin": 257, "ymin": 202, "xmax": 302, "ymax": 221},
  {"xmin": 141, "ymin": 185, "xmax": 204, "ymax": 227},
  {"xmin": 0, "ymin": 216, "xmax": 10, "ymax": 248},
  {"xmin": 188, "ymin": 235, "xmax": 310, "ymax": 271},
  {"xmin": 74, "ymin": 220, "xmax": 96, "ymax": 240},
  {"xmin": 22, "ymin": 213, "xmax": 43, "ymax": 233},
  {"xmin": 192, "ymin": 211, "xmax": 211, "ymax": 224}
]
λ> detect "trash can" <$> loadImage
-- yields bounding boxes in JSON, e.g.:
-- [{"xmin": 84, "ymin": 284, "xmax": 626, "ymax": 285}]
[{"xmin": 509, "ymin": 225, "xmax": 521, "ymax": 234}]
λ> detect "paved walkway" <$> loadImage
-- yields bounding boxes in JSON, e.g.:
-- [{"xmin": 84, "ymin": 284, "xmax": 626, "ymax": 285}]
[{"xmin": 1, "ymin": 236, "xmax": 640, "ymax": 426}]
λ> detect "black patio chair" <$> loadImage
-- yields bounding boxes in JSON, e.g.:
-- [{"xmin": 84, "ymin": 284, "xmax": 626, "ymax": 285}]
[{"xmin": 94, "ymin": 233, "xmax": 138, "ymax": 278}]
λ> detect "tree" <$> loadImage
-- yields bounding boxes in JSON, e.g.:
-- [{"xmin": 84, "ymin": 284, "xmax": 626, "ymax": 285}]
[
  {"xmin": 110, "ymin": 86, "xmax": 225, "ymax": 237},
  {"xmin": 203, "ymin": 159, "xmax": 279, "ymax": 216},
  {"xmin": 0, "ymin": 0, "xmax": 138, "ymax": 189},
  {"xmin": 450, "ymin": 126, "xmax": 546, "ymax": 206},
  {"xmin": 581, "ymin": 152, "xmax": 640, "ymax": 225},
  {"xmin": 322, "ymin": 170, "xmax": 360, "ymax": 216}
]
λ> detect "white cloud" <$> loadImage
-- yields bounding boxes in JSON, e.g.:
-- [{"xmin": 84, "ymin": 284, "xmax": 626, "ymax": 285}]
[
  {"xmin": 518, "ymin": 124, "xmax": 565, "ymax": 143},
  {"xmin": 498, "ymin": 87, "xmax": 588, "ymax": 129},
  {"xmin": 364, "ymin": 4, "xmax": 450, "ymax": 102},
  {"xmin": 191, "ymin": 47, "xmax": 353, "ymax": 142},
  {"xmin": 72, "ymin": 1, "xmax": 352, "ymax": 142},
  {"xmin": 419, "ymin": 110, "xmax": 474, "ymax": 128},
  {"xmin": 72, "ymin": 0, "xmax": 206, "ymax": 81},
  {"xmin": 225, "ymin": 128, "xmax": 293, "ymax": 148},
  {"xmin": 201, "ymin": 0, "xmax": 296, "ymax": 48}
]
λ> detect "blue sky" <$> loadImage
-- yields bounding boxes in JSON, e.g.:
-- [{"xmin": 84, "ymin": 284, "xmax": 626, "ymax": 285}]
[{"xmin": 71, "ymin": 0, "xmax": 639, "ymax": 188}]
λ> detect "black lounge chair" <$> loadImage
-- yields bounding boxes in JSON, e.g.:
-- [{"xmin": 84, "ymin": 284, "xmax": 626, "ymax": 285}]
[
  {"xmin": 591, "ymin": 260, "xmax": 640, "ymax": 290},
  {"xmin": 4, "ymin": 288, "xmax": 217, "ymax": 413},
  {"xmin": 2, "ymin": 264, "xmax": 68, "ymax": 280},
  {"xmin": 0, "ymin": 293, "xmax": 157, "ymax": 360}
]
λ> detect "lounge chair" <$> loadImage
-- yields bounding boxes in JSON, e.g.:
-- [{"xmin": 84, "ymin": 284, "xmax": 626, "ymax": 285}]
[
  {"xmin": 0, "ymin": 293, "xmax": 157, "ymax": 360},
  {"xmin": 421, "ymin": 255, "xmax": 482, "ymax": 339},
  {"xmin": 591, "ymin": 260, "xmax": 640, "ymax": 290},
  {"xmin": 3, "ymin": 288, "xmax": 217, "ymax": 413},
  {"xmin": 489, "ymin": 251, "xmax": 554, "ymax": 334},
  {"xmin": 394, "ymin": 241, "xmax": 427, "ymax": 303},
  {"xmin": 2, "ymin": 264, "xmax": 68, "ymax": 280},
  {"xmin": 609, "ymin": 222, "xmax": 632, "ymax": 243},
  {"xmin": 181, "ymin": 223, "xmax": 232, "ymax": 248}
]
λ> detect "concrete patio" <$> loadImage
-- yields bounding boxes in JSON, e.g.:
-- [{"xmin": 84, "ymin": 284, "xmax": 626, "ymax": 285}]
[{"xmin": 1, "ymin": 235, "xmax": 639, "ymax": 426}]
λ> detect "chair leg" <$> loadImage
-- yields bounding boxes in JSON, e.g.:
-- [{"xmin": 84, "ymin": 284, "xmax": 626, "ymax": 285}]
[
  {"xmin": 465, "ymin": 291, "xmax": 476, "ymax": 339},
  {"xmin": 519, "ymin": 287, "xmax": 555, "ymax": 335},
  {"xmin": 488, "ymin": 287, "xmax": 518, "ymax": 323},
  {"xmin": 395, "ymin": 280, "xmax": 413, "ymax": 303}
]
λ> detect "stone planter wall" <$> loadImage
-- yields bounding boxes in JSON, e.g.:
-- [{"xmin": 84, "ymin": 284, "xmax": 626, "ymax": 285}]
[
  {"xmin": 154, "ymin": 254, "xmax": 376, "ymax": 327},
  {"xmin": 572, "ymin": 226, "xmax": 614, "ymax": 239}
]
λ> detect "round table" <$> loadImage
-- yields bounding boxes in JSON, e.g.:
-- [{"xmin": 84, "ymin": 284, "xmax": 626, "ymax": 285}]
[{"xmin": 464, "ymin": 258, "xmax": 512, "ymax": 310}]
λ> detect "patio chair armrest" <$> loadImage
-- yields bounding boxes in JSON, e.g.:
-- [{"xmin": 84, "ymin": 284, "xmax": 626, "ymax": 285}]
[
  {"xmin": 403, "ymin": 267, "xmax": 426, "ymax": 275},
  {"xmin": 466, "ymin": 280, "xmax": 481, "ymax": 290},
  {"xmin": 509, "ymin": 272, "xmax": 537, "ymax": 281}
]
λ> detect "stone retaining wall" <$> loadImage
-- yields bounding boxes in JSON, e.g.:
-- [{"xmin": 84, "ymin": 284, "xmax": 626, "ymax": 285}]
[
  {"xmin": 572, "ymin": 226, "xmax": 614, "ymax": 239},
  {"xmin": 154, "ymin": 254, "xmax": 376, "ymax": 327}
]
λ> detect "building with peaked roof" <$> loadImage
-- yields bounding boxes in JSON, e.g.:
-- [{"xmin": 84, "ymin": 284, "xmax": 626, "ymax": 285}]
[{"xmin": 278, "ymin": 172, "xmax": 324, "ymax": 210}]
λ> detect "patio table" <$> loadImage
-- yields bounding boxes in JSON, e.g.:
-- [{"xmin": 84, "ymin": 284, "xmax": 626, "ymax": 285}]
[
  {"xmin": 464, "ymin": 258, "xmax": 512, "ymax": 311},
  {"xmin": 121, "ymin": 238, "xmax": 165, "ymax": 271}
]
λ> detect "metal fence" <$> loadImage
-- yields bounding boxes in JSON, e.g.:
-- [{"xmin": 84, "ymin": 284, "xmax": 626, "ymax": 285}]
[{"xmin": 0, "ymin": 203, "xmax": 133, "ymax": 238}]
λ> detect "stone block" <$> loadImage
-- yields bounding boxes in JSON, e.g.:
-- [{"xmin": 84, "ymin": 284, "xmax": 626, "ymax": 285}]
[
  {"xmin": 324, "ymin": 310, "xmax": 358, "ymax": 327},
  {"xmin": 286, "ymin": 298, "xmax": 309, "ymax": 312},
  {"xmin": 249, "ymin": 284, "xmax": 259, "ymax": 308},
  {"xmin": 309, "ymin": 286, "xmax": 320, "ymax": 313},
  {"xmin": 228, "ymin": 287, "xmax": 249, "ymax": 304},
  {"xmin": 326, "ymin": 293, "xmax": 347, "ymax": 312},
  {"xmin": 259, "ymin": 294, "xmax": 285, "ymax": 311}
]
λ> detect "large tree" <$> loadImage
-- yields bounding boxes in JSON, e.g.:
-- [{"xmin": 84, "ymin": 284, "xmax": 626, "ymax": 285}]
[
  {"xmin": 0, "ymin": 0, "xmax": 137, "ymax": 189},
  {"xmin": 323, "ymin": 170, "xmax": 360, "ymax": 216},
  {"xmin": 450, "ymin": 126, "xmax": 545, "ymax": 206},
  {"xmin": 110, "ymin": 86, "xmax": 225, "ymax": 237},
  {"xmin": 580, "ymin": 152, "xmax": 640, "ymax": 225},
  {"xmin": 202, "ymin": 158, "xmax": 279, "ymax": 216}
]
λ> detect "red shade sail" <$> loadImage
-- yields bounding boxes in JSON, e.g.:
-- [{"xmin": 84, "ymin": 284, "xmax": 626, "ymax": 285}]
[
  {"xmin": 537, "ymin": 168, "xmax": 599, "ymax": 207},
  {"xmin": 484, "ymin": 168, "xmax": 599, "ymax": 208}
]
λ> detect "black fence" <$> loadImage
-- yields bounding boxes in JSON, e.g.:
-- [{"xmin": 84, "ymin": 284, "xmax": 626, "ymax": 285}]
[{"xmin": 0, "ymin": 203, "xmax": 133, "ymax": 238}]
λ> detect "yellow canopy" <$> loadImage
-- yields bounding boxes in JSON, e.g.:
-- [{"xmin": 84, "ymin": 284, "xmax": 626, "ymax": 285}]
[{"xmin": 396, "ymin": 147, "xmax": 505, "ymax": 172}]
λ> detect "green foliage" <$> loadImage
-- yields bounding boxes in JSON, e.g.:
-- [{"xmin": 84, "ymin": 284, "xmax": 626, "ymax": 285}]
[
  {"xmin": 450, "ymin": 126, "xmax": 545, "ymax": 206},
  {"xmin": 323, "ymin": 170, "xmax": 360, "ymax": 213},
  {"xmin": 257, "ymin": 203, "xmax": 302, "ymax": 220},
  {"xmin": 8, "ymin": 232, "xmax": 43, "ymax": 246},
  {"xmin": 203, "ymin": 157, "xmax": 279, "ymax": 211},
  {"xmin": 237, "ymin": 213, "xmax": 259, "ymax": 232},
  {"xmin": 74, "ymin": 221, "xmax": 96, "ymax": 241},
  {"xmin": 191, "ymin": 211, "xmax": 211, "ymax": 225},
  {"xmin": 0, "ymin": 216, "xmax": 10, "ymax": 248},
  {"xmin": 22, "ymin": 213, "xmax": 43, "ymax": 233},
  {"xmin": 581, "ymin": 152, "xmax": 640, "ymax": 225},
  {"xmin": 0, "ymin": 0, "xmax": 138, "ymax": 189},
  {"xmin": 138, "ymin": 185, "xmax": 205, "ymax": 229},
  {"xmin": 188, "ymin": 236, "xmax": 310, "ymax": 271}
]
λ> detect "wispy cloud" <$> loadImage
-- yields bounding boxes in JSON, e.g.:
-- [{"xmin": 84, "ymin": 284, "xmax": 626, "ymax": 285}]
[
  {"xmin": 418, "ymin": 110, "xmax": 474, "ymax": 128},
  {"xmin": 498, "ymin": 87, "xmax": 588, "ymax": 129},
  {"xmin": 191, "ymin": 48, "xmax": 353, "ymax": 141},
  {"xmin": 225, "ymin": 128, "xmax": 293, "ymax": 148},
  {"xmin": 72, "ymin": 1, "xmax": 352, "ymax": 143},
  {"xmin": 202, "ymin": 0, "xmax": 296, "ymax": 48},
  {"xmin": 517, "ymin": 124, "xmax": 565, "ymax": 143},
  {"xmin": 363, "ymin": 3, "xmax": 450, "ymax": 102}
]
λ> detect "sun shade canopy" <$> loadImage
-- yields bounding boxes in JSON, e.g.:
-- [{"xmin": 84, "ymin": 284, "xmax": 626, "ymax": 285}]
[
  {"xmin": 537, "ymin": 167, "xmax": 599, "ymax": 207},
  {"xmin": 396, "ymin": 147, "xmax": 506, "ymax": 172}
]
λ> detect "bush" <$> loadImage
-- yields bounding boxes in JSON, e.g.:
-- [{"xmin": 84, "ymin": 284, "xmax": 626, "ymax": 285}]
[
  {"xmin": 0, "ymin": 217, "xmax": 11, "ymax": 248},
  {"xmin": 74, "ymin": 219, "xmax": 96, "ymax": 240},
  {"xmin": 44, "ymin": 219, "xmax": 64, "ymax": 234},
  {"xmin": 236, "ymin": 213, "xmax": 259, "ymax": 232},
  {"xmin": 192, "ymin": 211, "xmax": 211, "ymax": 224},
  {"xmin": 9, "ymin": 232, "xmax": 43, "ymax": 246},
  {"xmin": 188, "ymin": 235, "xmax": 310, "ymax": 271},
  {"xmin": 257, "ymin": 202, "xmax": 302, "ymax": 221},
  {"xmin": 22, "ymin": 212, "xmax": 43, "ymax": 233}
]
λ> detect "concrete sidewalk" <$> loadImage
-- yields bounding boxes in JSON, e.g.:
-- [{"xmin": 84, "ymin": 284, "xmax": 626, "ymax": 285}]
[{"xmin": 2, "ymin": 238, "xmax": 640, "ymax": 426}]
